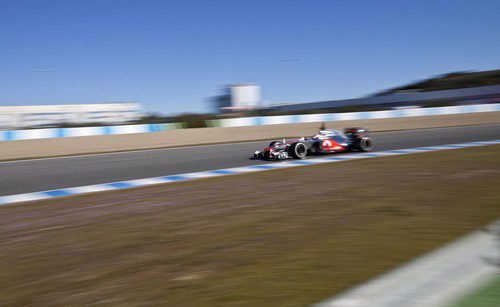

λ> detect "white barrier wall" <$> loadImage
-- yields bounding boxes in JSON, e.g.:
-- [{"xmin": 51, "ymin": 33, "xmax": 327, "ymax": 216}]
[
  {"xmin": 0, "ymin": 123, "xmax": 182, "ymax": 141},
  {"xmin": 213, "ymin": 103, "xmax": 500, "ymax": 127},
  {"xmin": 1, "ymin": 103, "xmax": 499, "ymax": 141}
]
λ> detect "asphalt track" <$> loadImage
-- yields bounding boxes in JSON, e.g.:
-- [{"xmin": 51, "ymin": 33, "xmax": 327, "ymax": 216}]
[{"xmin": 1, "ymin": 124, "xmax": 499, "ymax": 197}]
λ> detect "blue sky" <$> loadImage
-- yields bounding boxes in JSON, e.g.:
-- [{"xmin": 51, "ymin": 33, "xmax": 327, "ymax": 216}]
[{"xmin": 1, "ymin": 0, "xmax": 499, "ymax": 115}]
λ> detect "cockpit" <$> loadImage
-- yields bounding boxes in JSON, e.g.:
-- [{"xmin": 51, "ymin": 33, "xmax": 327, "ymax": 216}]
[{"xmin": 312, "ymin": 129, "xmax": 344, "ymax": 139}]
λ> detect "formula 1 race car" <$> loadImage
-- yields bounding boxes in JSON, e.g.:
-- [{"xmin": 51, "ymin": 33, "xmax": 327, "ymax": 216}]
[{"xmin": 253, "ymin": 127, "xmax": 374, "ymax": 160}]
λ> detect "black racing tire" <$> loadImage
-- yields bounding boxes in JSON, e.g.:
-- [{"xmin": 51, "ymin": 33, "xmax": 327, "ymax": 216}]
[
  {"xmin": 269, "ymin": 141, "xmax": 282, "ymax": 147},
  {"xmin": 290, "ymin": 142, "xmax": 308, "ymax": 159},
  {"xmin": 358, "ymin": 137, "xmax": 374, "ymax": 152}
]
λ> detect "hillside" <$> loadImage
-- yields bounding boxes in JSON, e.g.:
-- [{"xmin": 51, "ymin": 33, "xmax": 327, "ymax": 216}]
[{"xmin": 378, "ymin": 69, "xmax": 500, "ymax": 95}]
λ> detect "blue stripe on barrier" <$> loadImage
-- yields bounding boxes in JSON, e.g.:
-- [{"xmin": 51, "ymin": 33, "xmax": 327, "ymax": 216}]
[
  {"xmin": 106, "ymin": 182, "xmax": 135, "ymax": 189},
  {"xmin": 416, "ymin": 147, "xmax": 439, "ymax": 151},
  {"xmin": 210, "ymin": 169, "xmax": 236, "ymax": 175},
  {"xmin": 388, "ymin": 150, "xmax": 413, "ymax": 154},
  {"xmin": 149, "ymin": 124, "xmax": 161, "ymax": 132},
  {"xmin": 358, "ymin": 153, "xmax": 383, "ymax": 157},
  {"xmin": 290, "ymin": 160, "xmax": 315, "ymax": 165},
  {"xmin": 393, "ymin": 109, "xmax": 407, "ymax": 117},
  {"xmin": 321, "ymin": 114, "xmax": 334, "ymax": 121},
  {"xmin": 358, "ymin": 112, "xmax": 370, "ymax": 120},
  {"xmin": 325, "ymin": 156, "xmax": 349, "ymax": 161},
  {"xmin": 103, "ymin": 126, "xmax": 112, "ymax": 135},
  {"xmin": 250, "ymin": 165, "xmax": 278, "ymax": 169},
  {"xmin": 43, "ymin": 190, "xmax": 72, "ymax": 197},
  {"xmin": 5, "ymin": 131, "xmax": 13, "ymax": 141},
  {"xmin": 440, "ymin": 144, "xmax": 466, "ymax": 148},
  {"xmin": 463, "ymin": 105, "xmax": 476, "ymax": 113},
  {"xmin": 159, "ymin": 175, "xmax": 187, "ymax": 181},
  {"xmin": 0, "ymin": 139, "xmax": 498, "ymax": 206}
]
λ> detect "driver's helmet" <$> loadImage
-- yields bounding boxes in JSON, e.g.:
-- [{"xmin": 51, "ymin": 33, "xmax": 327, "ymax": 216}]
[{"xmin": 313, "ymin": 132, "xmax": 328, "ymax": 140}]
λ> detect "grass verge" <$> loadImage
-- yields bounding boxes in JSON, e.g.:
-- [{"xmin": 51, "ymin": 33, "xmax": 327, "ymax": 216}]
[
  {"xmin": 0, "ymin": 146, "xmax": 499, "ymax": 306},
  {"xmin": 450, "ymin": 275, "xmax": 500, "ymax": 307}
]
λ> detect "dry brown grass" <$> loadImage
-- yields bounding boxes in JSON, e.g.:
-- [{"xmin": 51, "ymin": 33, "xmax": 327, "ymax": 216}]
[{"xmin": 0, "ymin": 146, "xmax": 499, "ymax": 306}]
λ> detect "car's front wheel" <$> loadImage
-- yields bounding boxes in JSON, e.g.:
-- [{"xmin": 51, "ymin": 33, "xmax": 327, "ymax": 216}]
[{"xmin": 289, "ymin": 142, "xmax": 308, "ymax": 159}]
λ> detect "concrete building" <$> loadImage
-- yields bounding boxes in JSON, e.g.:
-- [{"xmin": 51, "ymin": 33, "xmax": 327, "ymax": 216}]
[
  {"xmin": 0, "ymin": 103, "xmax": 145, "ymax": 129},
  {"xmin": 217, "ymin": 84, "xmax": 261, "ymax": 113}
]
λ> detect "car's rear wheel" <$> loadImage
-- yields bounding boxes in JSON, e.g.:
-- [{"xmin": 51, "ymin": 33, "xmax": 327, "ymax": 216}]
[
  {"xmin": 290, "ymin": 142, "xmax": 308, "ymax": 159},
  {"xmin": 358, "ymin": 137, "xmax": 374, "ymax": 152}
]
